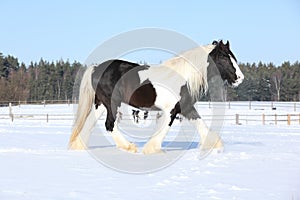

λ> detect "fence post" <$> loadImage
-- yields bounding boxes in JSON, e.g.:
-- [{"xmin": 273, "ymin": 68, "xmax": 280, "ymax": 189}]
[
  {"xmin": 274, "ymin": 114, "xmax": 277, "ymax": 125},
  {"xmin": 209, "ymin": 101, "xmax": 211, "ymax": 109},
  {"xmin": 294, "ymin": 103, "xmax": 296, "ymax": 112},
  {"xmin": 235, "ymin": 114, "xmax": 239, "ymax": 125},
  {"xmin": 9, "ymin": 103, "xmax": 14, "ymax": 122},
  {"xmin": 46, "ymin": 114, "xmax": 49, "ymax": 123},
  {"xmin": 249, "ymin": 101, "xmax": 251, "ymax": 110},
  {"xmin": 228, "ymin": 101, "xmax": 231, "ymax": 109},
  {"xmin": 262, "ymin": 114, "xmax": 265, "ymax": 125},
  {"xmin": 287, "ymin": 114, "xmax": 291, "ymax": 125},
  {"xmin": 271, "ymin": 102, "xmax": 273, "ymax": 110},
  {"xmin": 299, "ymin": 113, "xmax": 300, "ymax": 125}
]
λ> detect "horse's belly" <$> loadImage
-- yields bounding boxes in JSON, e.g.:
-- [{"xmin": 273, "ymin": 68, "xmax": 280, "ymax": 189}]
[{"xmin": 128, "ymin": 80, "xmax": 157, "ymax": 108}]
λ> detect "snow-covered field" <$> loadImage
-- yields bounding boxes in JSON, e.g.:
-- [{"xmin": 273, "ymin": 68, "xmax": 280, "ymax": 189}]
[{"xmin": 0, "ymin": 103, "xmax": 300, "ymax": 200}]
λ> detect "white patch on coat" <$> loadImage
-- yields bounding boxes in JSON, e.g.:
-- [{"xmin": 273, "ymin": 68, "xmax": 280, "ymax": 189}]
[
  {"xmin": 138, "ymin": 44, "xmax": 216, "ymax": 108},
  {"xmin": 230, "ymin": 55, "xmax": 244, "ymax": 87}
]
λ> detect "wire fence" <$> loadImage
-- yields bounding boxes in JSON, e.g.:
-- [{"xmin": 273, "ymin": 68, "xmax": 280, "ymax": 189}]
[
  {"xmin": 195, "ymin": 101, "xmax": 300, "ymax": 112},
  {"xmin": 1, "ymin": 113, "xmax": 300, "ymax": 125},
  {"xmin": 0, "ymin": 99, "xmax": 76, "ymax": 107},
  {"xmin": 1, "ymin": 101, "xmax": 300, "ymax": 125}
]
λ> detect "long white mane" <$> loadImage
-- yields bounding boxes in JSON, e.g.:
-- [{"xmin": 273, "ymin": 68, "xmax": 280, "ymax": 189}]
[{"xmin": 161, "ymin": 44, "xmax": 216, "ymax": 100}]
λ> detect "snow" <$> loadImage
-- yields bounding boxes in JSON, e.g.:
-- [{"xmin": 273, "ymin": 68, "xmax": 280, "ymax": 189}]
[{"xmin": 0, "ymin": 103, "xmax": 300, "ymax": 200}]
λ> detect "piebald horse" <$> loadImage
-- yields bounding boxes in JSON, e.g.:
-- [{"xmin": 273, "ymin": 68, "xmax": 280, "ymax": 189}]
[{"xmin": 69, "ymin": 40, "xmax": 244, "ymax": 154}]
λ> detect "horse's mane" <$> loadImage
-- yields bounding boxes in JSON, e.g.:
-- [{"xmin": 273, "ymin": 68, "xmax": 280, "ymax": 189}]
[{"xmin": 161, "ymin": 44, "xmax": 216, "ymax": 100}]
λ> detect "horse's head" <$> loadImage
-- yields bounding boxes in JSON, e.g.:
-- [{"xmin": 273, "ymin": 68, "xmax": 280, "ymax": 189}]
[{"xmin": 209, "ymin": 40, "xmax": 244, "ymax": 87}]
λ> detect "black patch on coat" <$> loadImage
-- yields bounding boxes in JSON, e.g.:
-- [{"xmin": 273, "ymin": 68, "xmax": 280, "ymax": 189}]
[{"xmin": 92, "ymin": 59, "xmax": 157, "ymax": 131}]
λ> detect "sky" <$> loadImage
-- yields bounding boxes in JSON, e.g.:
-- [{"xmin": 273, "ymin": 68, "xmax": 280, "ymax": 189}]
[{"xmin": 0, "ymin": 0, "xmax": 299, "ymax": 66}]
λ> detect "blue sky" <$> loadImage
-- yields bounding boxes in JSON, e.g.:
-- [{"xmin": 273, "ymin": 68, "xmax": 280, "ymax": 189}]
[{"xmin": 0, "ymin": 0, "xmax": 299, "ymax": 65}]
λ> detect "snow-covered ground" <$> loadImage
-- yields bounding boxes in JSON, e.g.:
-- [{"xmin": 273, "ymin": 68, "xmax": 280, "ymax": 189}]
[{"xmin": 0, "ymin": 103, "xmax": 300, "ymax": 200}]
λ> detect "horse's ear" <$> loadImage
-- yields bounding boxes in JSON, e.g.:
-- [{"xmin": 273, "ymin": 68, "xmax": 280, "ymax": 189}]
[
  {"xmin": 212, "ymin": 40, "xmax": 218, "ymax": 45},
  {"xmin": 225, "ymin": 40, "xmax": 230, "ymax": 48}
]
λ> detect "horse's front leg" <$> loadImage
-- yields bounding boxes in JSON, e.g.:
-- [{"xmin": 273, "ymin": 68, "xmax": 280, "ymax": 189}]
[
  {"xmin": 184, "ymin": 107, "xmax": 224, "ymax": 152},
  {"xmin": 142, "ymin": 109, "xmax": 171, "ymax": 154},
  {"xmin": 190, "ymin": 118, "xmax": 224, "ymax": 151}
]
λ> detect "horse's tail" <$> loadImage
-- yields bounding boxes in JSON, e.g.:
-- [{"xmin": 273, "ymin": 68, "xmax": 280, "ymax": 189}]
[{"xmin": 69, "ymin": 66, "xmax": 95, "ymax": 148}]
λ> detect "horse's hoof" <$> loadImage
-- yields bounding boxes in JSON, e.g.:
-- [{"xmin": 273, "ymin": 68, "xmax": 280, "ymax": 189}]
[
  {"xmin": 211, "ymin": 146, "xmax": 224, "ymax": 154},
  {"xmin": 118, "ymin": 142, "xmax": 138, "ymax": 153},
  {"xmin": 127, "ymin": 143, "xmax": 138, "ymax": 153},
  {"xmin": 199, "ymin": 138, "xmax": 224, "ymax": 157},
  {"xmin": 69, "ymin": 140, "xmax": 86, "ymax": 150},
  {"xmin": 201, "ymin": 132, "xmax": 224, "ymax": 150},
  {"xmin": 142, "ymin": 146, "xmax": 163, "ymax": 154}
]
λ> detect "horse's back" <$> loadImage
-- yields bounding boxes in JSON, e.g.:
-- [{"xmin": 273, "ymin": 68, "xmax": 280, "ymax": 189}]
[
  {"xmin": 92, "ymin": 59, "xmax": 156, "ymax": 109},
  {"xmin": 91, "ymin": 59, "xmax": 147, "ymax": 89}
]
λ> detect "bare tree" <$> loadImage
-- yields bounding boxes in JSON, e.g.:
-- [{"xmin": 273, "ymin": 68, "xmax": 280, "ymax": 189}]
[{"xmin": 272, "ymin": 71, "xmax": 282, "ymax": 101}]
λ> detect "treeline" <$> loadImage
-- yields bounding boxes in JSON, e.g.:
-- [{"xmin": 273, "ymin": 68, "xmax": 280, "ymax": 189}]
[
  {"xmin": 0, "ymin": 53, "xmax": 82, "ymax": 103},
  {"xmin": 0, "ymin": 52, "xmax": 299, "ymax": 103},
  {"xmin": 227, "ymin": 61, "xmax": 300, "ymax": 101}
]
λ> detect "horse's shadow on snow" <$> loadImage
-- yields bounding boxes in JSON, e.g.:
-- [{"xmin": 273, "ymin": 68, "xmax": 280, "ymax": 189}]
[
  {"xmin": 225, "ymin": 141, "xmax": 264, "ymax": 146},
  {"xmin": 89, "ymin": 141, "xmax": 199, "ymax": 151},
  {"xmin": 88, "ymin": 140, "xmax": 264, "ymax": 151}
]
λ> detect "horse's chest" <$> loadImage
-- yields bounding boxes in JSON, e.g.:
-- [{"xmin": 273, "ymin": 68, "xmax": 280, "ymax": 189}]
[{"xmin": 138, "ymin": 67, "xmax": 186, "ymax": 104}]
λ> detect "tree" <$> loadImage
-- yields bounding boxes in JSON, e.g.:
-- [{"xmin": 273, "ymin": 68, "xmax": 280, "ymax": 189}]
[
  {"xmin": 256, "ymin": 62, "xmax": 271, "ymax": 101},
  {"xmin": 0, "ymin": 51, "xmax": 299, "ymax": 103},
  {"xmin": 271, "ymin": 70, "xmax": 282, "ymax": 101}
]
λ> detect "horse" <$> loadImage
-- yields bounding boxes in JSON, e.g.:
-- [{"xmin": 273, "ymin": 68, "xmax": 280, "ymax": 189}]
[{"xmin": 69, "ymin": 40, "xmax": 244, "ymax": 154}]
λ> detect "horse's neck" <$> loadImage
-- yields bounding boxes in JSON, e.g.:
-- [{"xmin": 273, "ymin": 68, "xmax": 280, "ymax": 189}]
[
  {"xmin": 207, "ymin": 61, "xmax": 225, "ymax": 101},
  {"xmin": 161, "ymin": 57, "xmax": 197, "ymax": 81},
  {"xmin": 160, "ymin": 46, "xmax": 213, "ymax": 99},
  {"xmin": 161, "ymin": 45, "xmax": 213, "ymax": 77}
]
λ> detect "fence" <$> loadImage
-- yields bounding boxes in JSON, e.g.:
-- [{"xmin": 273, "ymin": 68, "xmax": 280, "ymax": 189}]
[
  {"xmin": 0, "ymin": 98, "xmax": 300, "ymax": 109},
  {"xmin": 0, "ymin": 99, "xmax": 76, "ymax": 107},
  {"xmin": 234, "ymin": 113, "xmax": 300, "ymax": 125},
  {"xmin": 1, "ymin": 109, "xmax": 300, "ymax": 126},
  {"xmin": 0, "ymin": 113, "xmax": 74, "ymax": 123},
  {"xmin": 2, "ymin": 113, "xmax": 300, "ymax": 125},
  {"xmin": 1, "ymin": 101, "xmax": 300, "ymax": 125},
  {"xmin": 195, "ymin": 101, "xmax": 300, "ymax": 112},
  {"xmin": 1, "ymin": 100, "xmax": 300, "ymax": 111}
]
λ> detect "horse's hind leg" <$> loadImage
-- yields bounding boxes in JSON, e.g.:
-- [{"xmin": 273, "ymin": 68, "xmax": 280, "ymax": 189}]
[
  {"xmin": 104, "ymin": 103, "xmax": 138, "ymax": 153},
  {"xmin": 70, "ymin": 104, "xmax": 105, "ymax": 149},
  {"xmin": 110, "ymin": 121, "xmax": 138, "ymax": 153},
  {"xmin": 142, "ymin": 108, "xmax": 171, "ymax": 154}
]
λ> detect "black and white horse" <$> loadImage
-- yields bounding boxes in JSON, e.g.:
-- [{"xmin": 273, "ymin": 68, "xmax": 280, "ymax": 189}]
[{"xmin": 69, "ymin": 40, "xmax": 244, "ymax": 154}]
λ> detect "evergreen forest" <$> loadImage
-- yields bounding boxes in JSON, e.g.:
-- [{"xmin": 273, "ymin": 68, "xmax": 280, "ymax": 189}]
[{"xmin": 0, "ymin": 52, "xmax": 299, "ymax": 103}]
